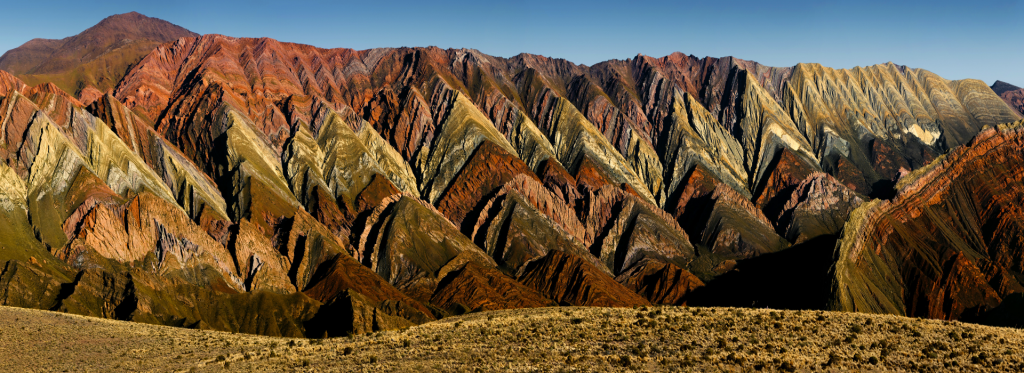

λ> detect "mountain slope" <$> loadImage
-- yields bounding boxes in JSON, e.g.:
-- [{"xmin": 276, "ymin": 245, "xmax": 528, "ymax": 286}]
[
  {"xmin": 0, "ymin": 12, "xmax": 197, "ymax": 96},
  {"xmin": 992, "ymin": 80, "xmax": 1024, "ymax": 117},
  {"xmin": 834, "ymin": 120, "xmax": 1024, "ymax": 320},
  {"xmin": 0, "ymin": 21, "xmax": 1022, "ymax": 338}
]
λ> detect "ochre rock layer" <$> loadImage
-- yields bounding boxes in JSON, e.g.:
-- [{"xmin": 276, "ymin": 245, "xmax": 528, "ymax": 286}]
[{"xmin": 0, "ymin": 16, "xmax": 1021, "ymax": 336}]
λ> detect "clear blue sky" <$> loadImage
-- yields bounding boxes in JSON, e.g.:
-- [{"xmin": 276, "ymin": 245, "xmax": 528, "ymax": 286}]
[{"xmin": 2, "ymin": 0, "xmax": 1022, "ymax": 85}]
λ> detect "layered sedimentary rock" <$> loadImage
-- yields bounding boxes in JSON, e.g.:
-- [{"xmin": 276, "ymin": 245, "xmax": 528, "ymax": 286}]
[
  {"xmin": 516, "ymin": 251, "xmax": 650, "ymax": 307},
  {"xmin": 430, "ymin": 262, "xmax": 555, "ymax": 314},
  {"xmin": 833, "ymin": 120, "xmax": 1024, "ymax": 321},
  {"xmin": 668, "ymin": 164, "xmax": 788, "ymax": 267},
  {"xmin": 786, "ymin": 63, "xmax": 1018, "ymax": 196},
  {"xmin": 772, "ymin": 173, "xmax": 863, "ymax": 243},
  {"xmin": 354, "ymin": 195, "xmax": 497, "ymax": 302},
  {"xmin": 1, "ymin": 16, "xmax": 1021, "ymax": 336}
]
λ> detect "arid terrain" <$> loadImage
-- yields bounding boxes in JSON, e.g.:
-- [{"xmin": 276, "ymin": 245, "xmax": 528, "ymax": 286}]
[
  {"xmin": 2, "ymin": 12, "xmax": 1024, "ymax": 366},
  {"xmin": 2, "ymin": 305, "xmax": 1023, "ymax": 372}
]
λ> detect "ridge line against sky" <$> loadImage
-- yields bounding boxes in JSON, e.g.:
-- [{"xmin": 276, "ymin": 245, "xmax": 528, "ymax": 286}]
[{"xmin": 1, "ymin": 0, "xmax": 1022, "ymax": 85}]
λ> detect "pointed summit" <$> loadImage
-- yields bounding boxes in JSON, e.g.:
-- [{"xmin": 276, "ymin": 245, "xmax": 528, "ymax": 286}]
[
  {"xmin": 0, "ymin": 12, "xmax": 197, "ymax": 95},
  {"xmin": 991, "ymin": 80, "xmax": 1021, "ymax": 95},
  {"xmin": 992, "ymin": 80, "xmax": 1024, "ymax": 117}
]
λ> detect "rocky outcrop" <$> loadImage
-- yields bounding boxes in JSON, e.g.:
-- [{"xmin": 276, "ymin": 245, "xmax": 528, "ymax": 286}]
[
  {"xmin": 668, "ymin": 164, "xmax": 788, "ymax": 266},
  {"xmin": 355, "ymin": 195, "xmax": 497, "ymax": 302},
  {"xmin": 430, "ymin": 261, "xmax": 555, "ymax": 314},
  {"xmin": 416, "ymin": 82, "xmax": 520, "ymax": 204},
  {"xmin": 303, "ymin": 253, "xmax": 435, "ymax": 335},
  {"xmin": 833, "ymin": 120, "xmax": 1024, "ymax": 321},
  {"xmin": 516, "ymin": 251, "xmax": 650, "ymax": 307},
  {"xmin": 786, "ymin": 63, "xmax": 1017, "ymax": 195},
  {"xmin": 616, "ymin": 259, "xmax": 704, "ymax": 305},
  {"xmin": 773, "ymin": 172, "xmax": 863, "ymax": 243},
  {"xmin": 468, "ymin": 175, "xmax": 597, "ymax": 273},
  {"xmin": 435, "ymin": 140, "xmax": 538, "ymax": 230}
]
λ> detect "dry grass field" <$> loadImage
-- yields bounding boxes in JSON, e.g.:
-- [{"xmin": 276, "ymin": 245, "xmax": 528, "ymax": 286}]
[{"xmin": 2, "ymin": 305, "xmax": 1023, "ymax": 372}]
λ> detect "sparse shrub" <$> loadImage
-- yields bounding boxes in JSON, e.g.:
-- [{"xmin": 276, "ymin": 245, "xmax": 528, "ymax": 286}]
[
  {"xmin": 369, "ymin": 356, "xmax": 379, "ymax": 364},
  {"xmin": 727, "ymin": 352, "xmax": 745, "ymax": 365},
  {"xmin": 402, "ymin": 339, "xmax": 411, "ymax": 347},
  {"xmin": 826, "ymin": 352, "xmax": 839, "ymax": 366},
  {"xmin": 570, "ymin": 318, "xmax": 584, "ymax": 325},
  {"xmin": 851, "ymin": 325, "xmax": 863, "ymax": 333},
  {"xmin": 618, "ymin": 355, "xmax": 632, "ymax": 367},
  {"xmin": 302, "ymin": 359, "xmax": 310, "ymax": 367},
  {"xmin": 780, "ymin": 360, "xmax": 795, "ymax": 372},
  {"xmin": 343, "ymin": 346, "xmax": 354, "ymax": 355},
  {"xmin": 868, "ymin": 356, "xmax": 879, "ymax": 365}
]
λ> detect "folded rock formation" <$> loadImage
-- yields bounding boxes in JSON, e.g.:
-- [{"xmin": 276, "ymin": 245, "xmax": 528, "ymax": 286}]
[{"xmin": 1, "ymin": 14, "xmax": 1023, "ymax": 336}]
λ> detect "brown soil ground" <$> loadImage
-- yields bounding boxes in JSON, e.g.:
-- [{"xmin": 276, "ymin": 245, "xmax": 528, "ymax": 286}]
[{"xmin": 1, "ymin": 305, "xmax": 1022, "ymax": 372}]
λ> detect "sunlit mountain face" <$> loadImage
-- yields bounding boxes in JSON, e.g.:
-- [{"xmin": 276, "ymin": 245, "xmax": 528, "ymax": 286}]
[{"xmin": 0, "ymin": 12, "xmax": 1023, "ymax": 340}]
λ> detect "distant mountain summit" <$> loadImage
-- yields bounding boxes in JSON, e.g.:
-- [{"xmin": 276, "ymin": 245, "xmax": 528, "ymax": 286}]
[
  {"xmin": 991, "ymin": 80, "xmax": 1020, "ymax": 95},
  {"xmin": 0, "ymin": 12, "xmax": 196, "ymax": 97},
  {"xmin": 992, "ymin": 80, "xmax": 1024, "ymax": 116}
]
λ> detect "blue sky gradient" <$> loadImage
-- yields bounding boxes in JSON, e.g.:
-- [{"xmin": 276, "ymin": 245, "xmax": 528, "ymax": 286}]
[{"xmin": 1, "ymin": 0, "xmax": 1021, "ymax": 85}]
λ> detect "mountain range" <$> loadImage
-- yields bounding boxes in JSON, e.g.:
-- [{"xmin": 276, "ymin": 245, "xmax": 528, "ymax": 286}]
[{"xmin": 0, "ymin": 12, "xmax": 1022, "ymax": 337}]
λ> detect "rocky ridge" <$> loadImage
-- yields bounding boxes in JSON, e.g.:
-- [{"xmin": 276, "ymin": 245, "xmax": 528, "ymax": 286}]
[{"xmin": 0, "ymin": 16, "xmax": 1022, "ymax": 337}]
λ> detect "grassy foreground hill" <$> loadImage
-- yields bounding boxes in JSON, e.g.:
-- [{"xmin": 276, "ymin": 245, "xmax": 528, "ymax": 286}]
[{"xmin": 2, "ymin": 305, "xmax": 1022, "ymax": 372}]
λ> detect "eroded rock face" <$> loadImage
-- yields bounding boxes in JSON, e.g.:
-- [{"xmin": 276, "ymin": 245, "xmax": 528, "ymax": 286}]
[
  {"xmin": 834, "ymin": 120, "xmax": 1024, "ymax": 321},
  {"xmin": 616, "ymin": 259, "xmax": 704, "ymax": 305},
  {"xmin": 430, "ymin": 262, "xmax": 555, "ymax": 314},
  {"xmin": 773, "ymin": 172, "xmax": 863, "ymax": 243},
  {"xmin": 516, "ymin": 251, "xmax": 650, "ymax": 307},
  {"xmin": 435, "ymin": 140, "xmax": 538, "ymax": 231},
  {"xmin": 668, "ymin": 164, "xmax": 788, "ymax": 266},
  {"xmin": 1, "ymin": 20, "xmax": 1022, "ymax": 336},
  {"xmin": 355, "ymin": 195, "xmax": 497, "ymax": 302}
]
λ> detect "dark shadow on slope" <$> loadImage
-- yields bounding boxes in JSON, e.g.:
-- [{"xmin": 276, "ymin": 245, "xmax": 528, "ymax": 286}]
[
  {"xmin": 869, "ymin": 179, "xmax": 897, "ymax": 200},
  {"xmin": 685, "ymin": 234, "xmax": 838, "ymax": 310},
  {"xmin": 963, "ymin": 293, "xmax": 1024, "ymax": 328}
]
